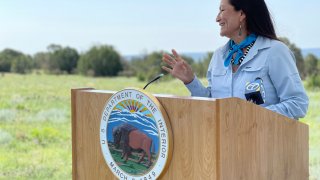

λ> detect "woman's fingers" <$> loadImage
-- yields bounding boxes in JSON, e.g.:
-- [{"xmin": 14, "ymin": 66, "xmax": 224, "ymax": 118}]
[
  {"xmin": 172, "ymin": 49, "xmax": 181, "ymax": 61},
  {"xmin": 162, "ymin": 53, "xmax": 177, "ymax": 67},
  {"xmin": 162, "ymin": 57, "xmax": 174, "ymax": 67},
  {"xmin": 164, "ymin": 53, "xmax": 176, "ymax": 62},
  {"xmin": 162, "ymin": 66, "xmax": 172, "ymax": 73},
  {"xmin": 182, "ymin": 60, "xmax": 192, "ymax": 70}
]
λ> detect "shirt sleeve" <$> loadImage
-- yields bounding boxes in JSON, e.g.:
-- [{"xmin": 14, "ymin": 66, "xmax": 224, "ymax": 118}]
[
  {"xmin": 265, "ymin": 42, "xmax": 309, "ymax": 119},
  {"xmin": 185, "ymin": 56, "xmax": 215, "ymax": 97},
  {"xmin": 185, "ymin": 76, "xmax": 211, "ymax": 97}
]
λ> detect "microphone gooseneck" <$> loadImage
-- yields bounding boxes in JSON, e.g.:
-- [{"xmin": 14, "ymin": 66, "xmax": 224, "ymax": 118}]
[{"xmin": 143, "ymin": 74, "xmax": 164, "ymax": 90}]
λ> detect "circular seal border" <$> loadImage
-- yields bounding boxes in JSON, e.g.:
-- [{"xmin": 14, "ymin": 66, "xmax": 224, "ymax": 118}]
[{"xmin": 100, "ymin": 88, "xmax": 173, "ymax": 179}]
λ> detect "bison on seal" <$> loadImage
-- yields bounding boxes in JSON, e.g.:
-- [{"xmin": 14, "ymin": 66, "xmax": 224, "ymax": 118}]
[{"xmin": 113, "ymin": 123, "xmax": 153, "ymax": 166}]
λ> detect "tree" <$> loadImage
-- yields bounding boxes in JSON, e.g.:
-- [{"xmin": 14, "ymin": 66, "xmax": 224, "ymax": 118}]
[
  {"xmin": 33, "ymin": 52, "xmax": 51, "ymax": 70},
  {"xmin": 46, "ymin": 44, "xmax": 79, "ymax": 74},
  {"xmin": 32, "ymin": 44, "xmax": 80, "ymax": 74},
  {"xmin": 130, "ymin": 52, "xmax": 162, "ymax": 81},
  {"xmin": 192, "ymin": 52, "xmax": 213, "ymax": 78},
  {"xmin": 0, "ymin": 49, "xmax": 25, "ymax": 72},
  {"xmin": 279, "ymin": 37, "xmax": 305, "ymax": 79},
  {"xmin": 117, "ymin": 58, "xmax": 135, "ymax": 77},
  {"xmin": 318, "ymin": 59, "xmax": 320, "ymax": 73},
  {"xmin": 129, "ymin": 51, "xmax": 195, "ymax": 81},
  {"xmin": 55, "ymin": 47, "xmax": 79, "ymax": 73},
  {"xmin": 77, "ymin": 45, "xmax": 123, "ymax": 76},
  {"xmin": 11, "ymin": 55, "xmax": 33, "ymax": 74},
  {"xmin": 304, "ymin": 54, "xmax": 319, "ymax": 76}
]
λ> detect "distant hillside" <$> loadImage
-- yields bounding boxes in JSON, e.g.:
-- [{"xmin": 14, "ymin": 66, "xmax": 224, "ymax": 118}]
[
  {"xmin": 124, "ymin": 48, "xmax": 320, "ymax": 62},
  {"xmin": 301, "ymin": 48, "xmax": 320, "ymax": 58},
  {"xmin": 123, "ymin": 52, "xmax": 210, "ymax": 62}
]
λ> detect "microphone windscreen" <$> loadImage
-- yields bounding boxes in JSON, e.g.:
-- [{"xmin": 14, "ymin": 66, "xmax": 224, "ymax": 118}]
[{"xmin": 245, "ymin": 78, "xmax": 265, "ymax": 105}]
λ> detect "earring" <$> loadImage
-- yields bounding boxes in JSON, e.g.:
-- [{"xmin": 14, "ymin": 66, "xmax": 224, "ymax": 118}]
[{"xmin": 238, "ymin": 24, "xmax": 242, "ymax": 36}]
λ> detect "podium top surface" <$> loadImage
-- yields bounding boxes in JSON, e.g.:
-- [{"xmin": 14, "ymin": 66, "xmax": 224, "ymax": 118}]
[{"xmin": 75, "ymin": 88, "xmax": 218, "ymax": 101}]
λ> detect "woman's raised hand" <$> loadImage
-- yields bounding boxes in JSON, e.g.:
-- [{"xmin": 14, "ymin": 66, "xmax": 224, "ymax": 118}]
[{"xmin": 162, "ymin": 49, "xmax": 195, "ymax": 84}]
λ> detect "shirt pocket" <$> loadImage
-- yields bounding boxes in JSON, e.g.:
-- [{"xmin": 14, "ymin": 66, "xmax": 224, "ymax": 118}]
[
  {"xmin": 211, "ymin": 68, "xmax": 229, "ymax": 98},
  {"xmin": 241, "ymin": 65, "xmax": 268, "ymax": 81},
  {"xmin": 240, "ymin": 65, "xmax": 274, "ymax": 104}
]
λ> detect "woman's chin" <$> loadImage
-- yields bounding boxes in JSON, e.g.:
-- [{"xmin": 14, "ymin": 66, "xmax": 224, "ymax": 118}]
[
  {"xmin": 219, "ymin": 31, "xmax": 232, "ymax": 38},
  {"xmin": 220, "ymin": 32, "xmax": 226, "ymax": 37}
]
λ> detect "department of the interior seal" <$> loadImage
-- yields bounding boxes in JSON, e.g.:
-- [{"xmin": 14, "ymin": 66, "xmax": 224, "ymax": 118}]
[{"xmin": 100, "ymin": 88, "xmax": 172, "ymax": 180}]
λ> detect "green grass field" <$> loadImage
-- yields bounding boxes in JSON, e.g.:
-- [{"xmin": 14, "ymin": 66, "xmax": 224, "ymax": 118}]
[
  {"xmin": 108, "ymin": 144, "xmax": 155, "ymax": 175},
  {"xmin": 0, "ymin": 73, "xmax": 319, "ymax": 179}
]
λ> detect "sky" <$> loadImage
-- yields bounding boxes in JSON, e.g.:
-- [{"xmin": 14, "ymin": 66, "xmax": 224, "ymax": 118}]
[{"xmin": 0, "ymin": 0, "xmax": 319, "ymax": 56}]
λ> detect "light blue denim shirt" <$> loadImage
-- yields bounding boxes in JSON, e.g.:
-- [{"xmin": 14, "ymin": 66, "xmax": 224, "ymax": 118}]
[{"xmin": 186, "ymin": 36, "xmax": 309, "ymax": 119}]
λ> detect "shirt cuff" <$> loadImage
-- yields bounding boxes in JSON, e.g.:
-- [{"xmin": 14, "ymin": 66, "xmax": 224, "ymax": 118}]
[{"xmin": 185, "ymin": 76, "xmax": 201, "ymax": 92}]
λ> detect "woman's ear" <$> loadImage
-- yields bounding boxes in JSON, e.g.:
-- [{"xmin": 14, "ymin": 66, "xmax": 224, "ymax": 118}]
[{"xmin": 239, "ymin": 10, "xmax": 246, "ymax": 22}]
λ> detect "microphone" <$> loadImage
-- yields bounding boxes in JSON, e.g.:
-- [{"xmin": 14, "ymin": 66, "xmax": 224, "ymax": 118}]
[
  {"xmin": 143, "ymin": 74, "xmax": 164, "ymax": 90},
  {"xmin": 245, "ymin": 77, "xmax": 265, "ymax": 105}
]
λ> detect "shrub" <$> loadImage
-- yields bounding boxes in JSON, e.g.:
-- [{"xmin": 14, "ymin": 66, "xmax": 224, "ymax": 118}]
[
  {"xmin": 78, "ymin": 45, "xmax": 123, "ymax": 76},
  {"xmin": 306, "ymin": 75, "xmax": 320, "ymax": 90}
]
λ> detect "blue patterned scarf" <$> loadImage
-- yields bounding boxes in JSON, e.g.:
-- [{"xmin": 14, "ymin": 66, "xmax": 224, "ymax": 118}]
[{"xmin": 224, "ymin": 34, "xmax": 257, "ymax": 67}]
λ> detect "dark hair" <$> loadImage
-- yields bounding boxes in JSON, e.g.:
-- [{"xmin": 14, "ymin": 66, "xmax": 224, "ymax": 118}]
[{"xmin": 229, "ymin": 0, "xmax": 277, "ymax": 40}]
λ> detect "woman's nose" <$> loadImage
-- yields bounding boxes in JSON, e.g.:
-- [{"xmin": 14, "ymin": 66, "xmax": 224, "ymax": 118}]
[{"xmin": 216, "ymin": 14, "xmax": 220, "ymax": 22}]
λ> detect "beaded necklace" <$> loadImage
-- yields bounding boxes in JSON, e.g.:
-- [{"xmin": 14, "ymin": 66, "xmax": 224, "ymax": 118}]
[{"xmin": 230, "ymin": 41, "xmax": 255, "ymax": 66}]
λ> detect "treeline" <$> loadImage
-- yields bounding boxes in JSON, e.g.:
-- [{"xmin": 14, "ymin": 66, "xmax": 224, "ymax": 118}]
[
  {"xmin": 0, "ymin": 44, "xmax": 123, "ymax": 76},
  {"xmin": 0, "ymin": 44, "xmax": 212, "ymax": 81},
  {"xmin": 0, "ymin": 38, "xmax": 319, "ymax": 88},
  {"xmin": 280, "ymin": 38, "xmax": 320, "ymax": 89}
]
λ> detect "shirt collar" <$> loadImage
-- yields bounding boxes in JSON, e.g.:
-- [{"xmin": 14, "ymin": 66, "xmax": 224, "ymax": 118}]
[{"xmin": 221, "ymin": 36, "xmax": 272, "ymax": 66}]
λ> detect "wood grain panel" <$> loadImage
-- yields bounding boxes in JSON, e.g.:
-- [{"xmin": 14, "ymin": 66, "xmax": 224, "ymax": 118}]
[
  {"xmin": 72, "ymin": 90, "xmax": 116, "ymax": 180},
  {"xmin": 217, "ymin": 98, "xmax": 309, "ymax": 180},
  {"xmin": 157, "ymin": 96, "xmax": 217, "ymax": 180}
]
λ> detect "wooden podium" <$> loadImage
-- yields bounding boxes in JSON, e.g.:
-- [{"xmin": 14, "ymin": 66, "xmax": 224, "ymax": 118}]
[{"xmin": 71, "ymin": 88, "xmax": 309, "ymax": 180}]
